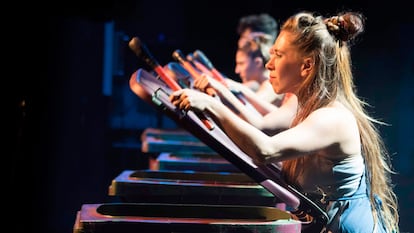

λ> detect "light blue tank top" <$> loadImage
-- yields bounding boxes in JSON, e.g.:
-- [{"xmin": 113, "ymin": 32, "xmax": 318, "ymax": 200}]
[
  {"xmin": 296, "ymin": 154, "xmax": 364, "ymax": 201},
  {"xmin": 293, "ymin": 155, "xmax": 387, "ymax": 232}
]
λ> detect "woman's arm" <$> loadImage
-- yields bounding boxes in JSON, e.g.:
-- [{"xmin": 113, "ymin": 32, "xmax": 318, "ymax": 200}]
[
  {"xmin": 193, "ymin": 75, "xmax": 266, "ymax": 126},
  {"xmin": 225, "ymin": 78, "xmax": 280, "ymax": 115},
  {"xmin": 171, "ymin": 90, "xmax": 359, "ymax": 165}
]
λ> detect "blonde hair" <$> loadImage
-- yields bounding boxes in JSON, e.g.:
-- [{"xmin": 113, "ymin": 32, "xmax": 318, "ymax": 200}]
[{"xmin": 281, "ymin": 11, "xmax": 399, "ymax": 232}]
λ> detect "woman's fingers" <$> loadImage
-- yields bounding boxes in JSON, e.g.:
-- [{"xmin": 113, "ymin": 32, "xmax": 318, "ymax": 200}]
[
  {"xmin": 194, "ymin": 77, "xmax": 207, "ymax": 91},
  {"xmin": 170, "ymin": 89, "xmax": 191, "ymax": 111}
]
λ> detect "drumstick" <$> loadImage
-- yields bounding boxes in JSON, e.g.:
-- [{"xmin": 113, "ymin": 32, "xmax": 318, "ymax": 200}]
[
  {"xmin": 193, "ymin": 50, "xmax": 261, "ymax": 114},
  {"xmin": 193, "ymin": 49, "xmax": 229, "ymax": 87},
  {"xmin": 193, "ymin": 49, "xmax": 253, "ymax": 105},
  {"xmin": 186, "ymin": 53, "xmax": 214, "ymax": 77},
  {"xmin": 165, "ymin": 62, "xmax": 192, "ymax": 88},
  {"xmin": 128, "ymin": 37, "xmax": 214, "ymax": 130},
  {"xmin": 129, "ymin": 37, "xmax": 181, "ymax": 91},
  {"xmin": 172, "ymin": 49, "xmax": 217, "ymax": 97}
]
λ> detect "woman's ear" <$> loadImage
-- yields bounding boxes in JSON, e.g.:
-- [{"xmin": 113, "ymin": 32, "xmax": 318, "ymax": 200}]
[
  {"xmin": 254, "ymin": 57, "xmax": 264, "ymax": 68},
  {"xmin": 301, "ymin": 57, "xmax": 314, "ymax": 77}
]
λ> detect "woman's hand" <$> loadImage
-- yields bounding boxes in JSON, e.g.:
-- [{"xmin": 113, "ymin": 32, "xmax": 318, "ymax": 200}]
[
  {"xmin": 193, "ymin": 74, "xmax": 225, "ymax": 97},
  {"xmin": 193, "ymin": 74, "xmax": 211, "ymax": 92},
  {"xmin": 169, "ymin": 89, "xmax": 214, "ymax": 112}
]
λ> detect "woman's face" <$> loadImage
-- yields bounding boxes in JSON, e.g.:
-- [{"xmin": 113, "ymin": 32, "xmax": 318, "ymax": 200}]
[
  {"xmin": 234, "ymin": 50, "xmax": 261, "ymax": 83},
  {"xmin": 265, "ymin": 31, "xmax": 305, "ymax": 95}
]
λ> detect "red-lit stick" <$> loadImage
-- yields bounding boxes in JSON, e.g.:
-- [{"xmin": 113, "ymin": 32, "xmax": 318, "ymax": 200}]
[
  {"xmin": 172, "ymin": 49, "xmax": 217, "ymax": 97},
  {"xmin": 193, "ymin": 50, "xmax": 229, "ymax": 87},
  {"xmin": 128, "ymin": 37, "xmax": 214, "ymax": 130}
]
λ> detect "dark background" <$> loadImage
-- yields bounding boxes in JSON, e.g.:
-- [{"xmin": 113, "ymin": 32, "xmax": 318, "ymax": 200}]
[{"xmin": 14, "ymin": 1, "xmax": 413, "ymax": 232}]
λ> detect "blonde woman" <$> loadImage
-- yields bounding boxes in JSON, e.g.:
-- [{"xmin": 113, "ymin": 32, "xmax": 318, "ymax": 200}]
[{"xmin": 170, "ymin": 11, "xmax": 399, "ymax": 232}]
